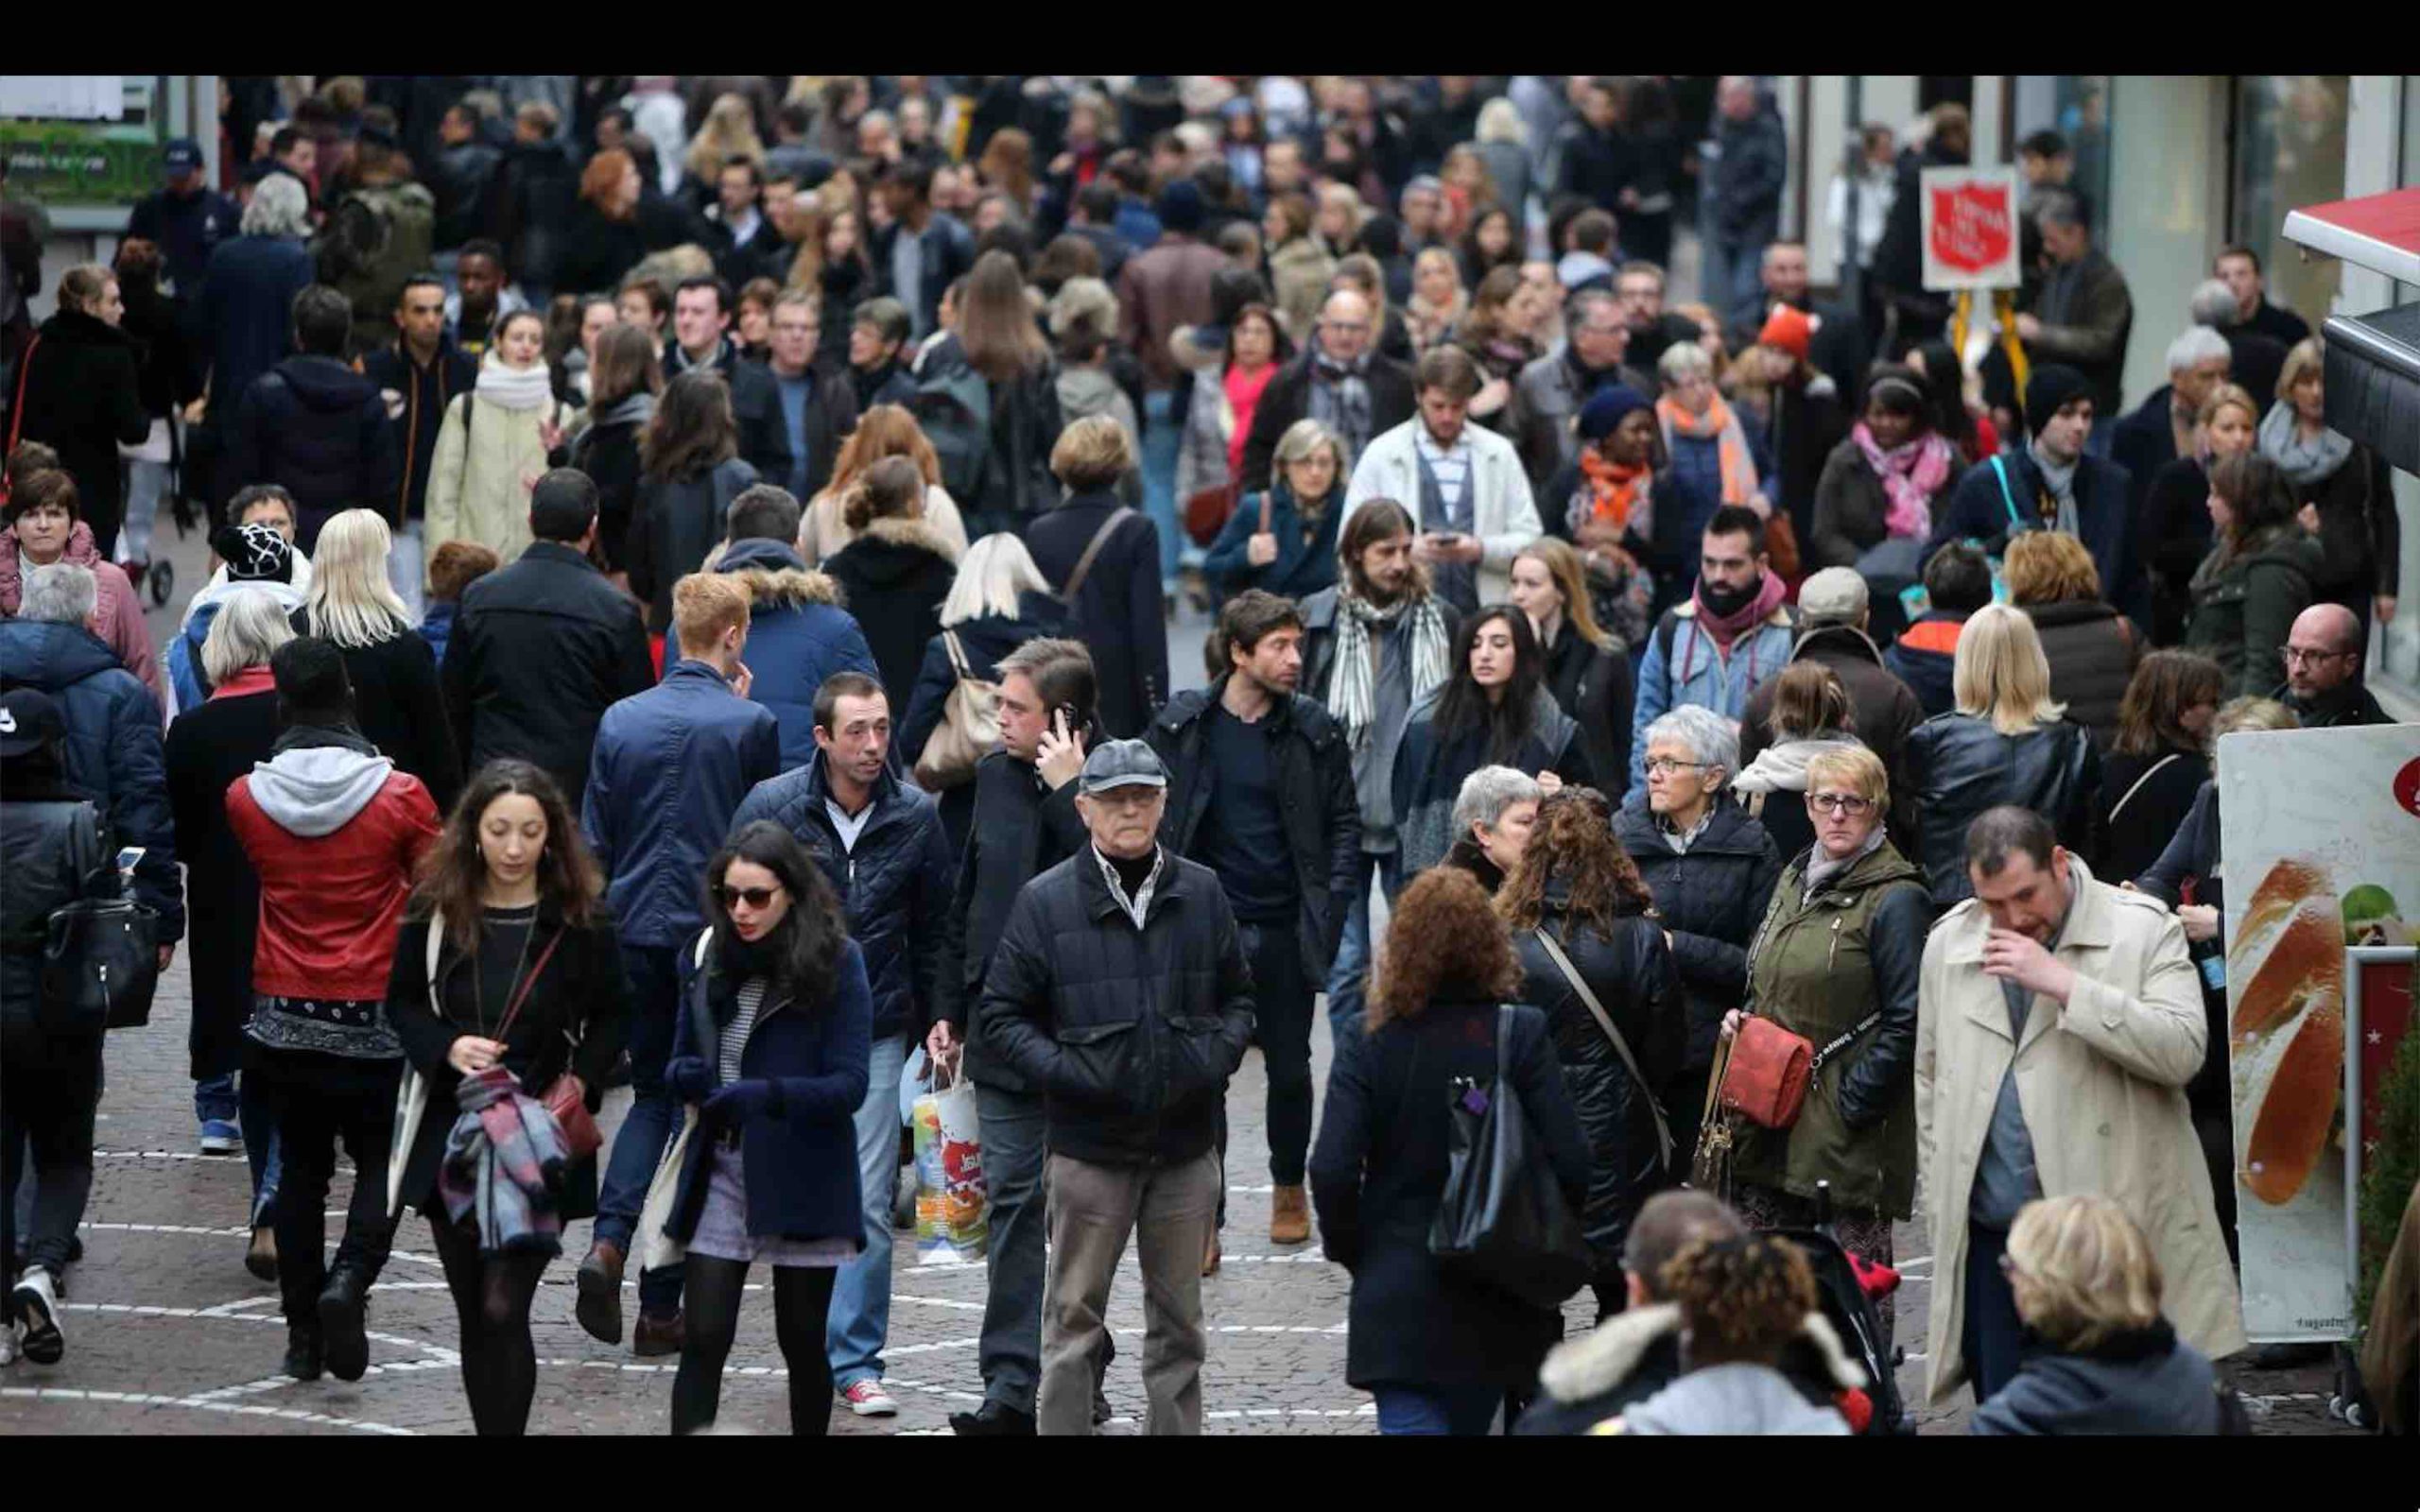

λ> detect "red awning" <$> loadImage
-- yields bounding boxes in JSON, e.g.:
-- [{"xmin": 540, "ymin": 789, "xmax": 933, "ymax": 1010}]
[{"xmin": 2284, "ymin": 187, "xmax": 2420, "ymax": 285}]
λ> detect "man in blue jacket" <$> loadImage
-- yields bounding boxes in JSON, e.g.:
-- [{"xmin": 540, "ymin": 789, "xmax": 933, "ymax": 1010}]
[
  {"xmin": 1927, "ymin": 364, "xmax": 2143, "ymax": 628},
  {"xmin": 711, "ymin": 487, "xmax": 879, "ymax": 770},
  {"xmin": 576, "ymin": 572, "xmax": 780, "ymax": 1358},
  {"xmin": 726, "ymin": 670, "xmax": 953, "ymax": 1419},
  {"xmin": 1630, "ymin": 507, "xmax": 1797, "ymax": 791}
]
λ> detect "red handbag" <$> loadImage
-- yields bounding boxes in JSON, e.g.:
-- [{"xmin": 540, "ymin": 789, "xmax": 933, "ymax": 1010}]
[
  {"xmin": 491, "ymin": 931, "xmax": 603, "ymax": 1162},
  {"xmin": 1184, "ymin": 482, "xmax": 1237, "ymax": 547},
  {"xmin": 1718, "ymin": 1014, "xmax": 1816, "ymax": 1129}
]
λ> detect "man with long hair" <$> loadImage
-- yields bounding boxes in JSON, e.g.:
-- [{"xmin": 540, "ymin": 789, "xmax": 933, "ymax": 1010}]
[{"xmin": 1298, "ymin": 498, "xmax": 1459, "ymax": 1045}]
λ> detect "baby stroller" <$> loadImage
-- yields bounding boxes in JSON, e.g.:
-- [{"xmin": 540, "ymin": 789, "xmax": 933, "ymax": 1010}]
[{"xmin": 1772, "ymin": 1180, "xmax": 1910, "ymax": 1435}]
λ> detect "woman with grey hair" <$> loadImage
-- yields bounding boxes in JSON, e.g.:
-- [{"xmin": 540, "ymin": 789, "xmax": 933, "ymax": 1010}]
[
  {"xmin": 1047, "ymin": 277, "xmax": 1142, "ymax": 505},
  {"xmin": 1204, "ymin": 414, "xmax": 1344, "ymax": 601},
  {"xmin": 1613, "ymin": 702, "xmax": 1781, "ymax": 1166},
  {"xmin": 192, "ymin": 171, "xmax": 316, "ymax": 510},
  {"xmin": 1442, "ymin": 765, "xmax": 1543, "ymax": 894},
  {"xmin": 165, "ymin": 589, "xmax": 294, "ymax": 1260}
]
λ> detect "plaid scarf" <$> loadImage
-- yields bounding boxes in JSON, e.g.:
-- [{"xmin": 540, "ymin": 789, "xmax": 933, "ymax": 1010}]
[
  {"xmin": 439, "ymin": 1065, "xmax": 568, "ymax": 1256},
  {"xmin": 1326, "ymin": 587, "xmax": 1451, "ymax": 749}
]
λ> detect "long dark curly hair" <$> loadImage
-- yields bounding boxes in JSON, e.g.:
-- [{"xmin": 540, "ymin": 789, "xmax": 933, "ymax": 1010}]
[
  {"xmin": 1431, "ymin": 606, "xmax": 1546, "ymax": 766},
  {"xmin": 705, "ymin": 821, "xmax": 846, "ymax": 1011},
  {"xmin": 414, "ymin": 760, "xmax": 604, "ymax": 949},
  {"xmin": 1367, "ymin": 867, "xmax": 1523, "ymax": 1031},
  {"xmin": 1496, "ymin": 787, "xmax": 1655, "ymax": 939}
]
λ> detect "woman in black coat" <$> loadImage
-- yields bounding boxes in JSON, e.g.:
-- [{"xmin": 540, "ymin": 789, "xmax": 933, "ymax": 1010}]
[
  {"xmin": 1501, "ymin": 789, "xmax": 1678, "ymax": 1321},
  {"xmin": 163, "ymin": 592, "xmax": 290, "ymax": 1268},
  {"xmin": 1308, "ymin": 868, "xmax": 1590, "ymax": 1435},
  {"xmin": 554, "ymin": 150, "xmax": 649, "ymax": 301},
  {"xmin": 568, "ymin": 322, "xmax": 661, "ymax": 581},
  {"xmin": 110, "ymin": 239, "xmax": 201, "ymax": 583},
  {"xmin": 387, "ymin": 760, "xmax": 628, "ymax": 1436},
  {"xmin": 2096, "ymin": 650, "xmax": 2221, "ymax": 885},
  {"xmin": 919, "ymin": 250, "xmax": 1066, "ymax": 539},
  {"xmin": 13, "ymin": 265, "xmax": 149, "ymax": 558},
  {"xmin": 1510, "ymin": 539, "xmax": 1636, "ymax": 805},
  {"xmin": 2264, "ymin": 342, "xmax": 2399, "ymax": 627},
  {"xmin": 2139, "ymin": 385, "xmax": 2256, "ymax": 647},
  {"xmin": 898, "ymin": 534, "xmax": 1066, "ymax": 853},
  {"xmin": 290, "ymin": 509, "xmax": 464, "ymax": 816},
  {"xmin": 820, "ymin": 456, "xmax": 960, "ymax": 720},
  {"xmin": 1023, "ymin": 428, "xmax": 1168, "ymax": 740}
]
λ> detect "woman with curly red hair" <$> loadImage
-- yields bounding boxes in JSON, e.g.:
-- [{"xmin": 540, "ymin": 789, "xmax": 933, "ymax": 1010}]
[
  {"xmin": 1499, "ymin": 787, "xmax": 1679, "ymax": 1321},
  {"xmin": 1308, "ymin": 867, "xmax": 1590, "ymax": 1435}
]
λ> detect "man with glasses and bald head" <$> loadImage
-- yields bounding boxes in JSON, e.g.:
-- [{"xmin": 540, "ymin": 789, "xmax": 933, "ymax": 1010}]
[
  {"xmin": 1238, "ymin": 287, "xmax": 1417, "ymax": 491},
  {"xmin": 2273, "ymin": 602, "xmax": 2393, "ymax": 728}
]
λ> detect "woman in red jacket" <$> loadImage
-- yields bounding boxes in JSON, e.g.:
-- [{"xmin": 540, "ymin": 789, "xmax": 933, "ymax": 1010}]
[{"xmin": 226, "ymin": 635, "xmax": 441, "ymax": 1386}]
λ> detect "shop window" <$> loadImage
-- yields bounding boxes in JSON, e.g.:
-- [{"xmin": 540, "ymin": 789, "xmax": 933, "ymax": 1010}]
[{"xmin": 2233, "ymin": 77, "xmax": 2348, "ymax": 330}]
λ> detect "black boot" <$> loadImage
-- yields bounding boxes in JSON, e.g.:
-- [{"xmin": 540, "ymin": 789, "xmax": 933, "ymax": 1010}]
[
  {"xmin": 317, "ymin": 1267, "xmax": 372, "ymax": 1382},
  {"xmin": 284, "ymin": 1328, "xmax": 324, "ymax": 1383},
  {"xmin": 947, "ymin": 1400, "xmax": 1037, "ymax": 1436}
]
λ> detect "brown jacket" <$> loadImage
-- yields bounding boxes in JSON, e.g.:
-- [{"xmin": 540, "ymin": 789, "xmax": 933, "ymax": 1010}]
[{"xmin": 1116, "ymin": 237, "xmax": 1227, "ymax": 389}]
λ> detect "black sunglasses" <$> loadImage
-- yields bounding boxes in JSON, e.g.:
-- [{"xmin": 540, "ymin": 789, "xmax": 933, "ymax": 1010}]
[{"xmin": 716, "ymin": 885, "xmax": 784, "ymax": 909}]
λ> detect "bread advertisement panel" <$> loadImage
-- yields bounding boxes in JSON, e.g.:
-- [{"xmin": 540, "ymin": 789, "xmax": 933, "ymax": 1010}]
[{"xmin": 2218, "ymin": 724, "xmax": 2420, "ymax": 1340}]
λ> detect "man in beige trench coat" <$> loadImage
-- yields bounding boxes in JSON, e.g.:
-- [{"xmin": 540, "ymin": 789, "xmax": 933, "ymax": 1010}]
[{"xmin": 1916, "ymin": 806, "xmax": 2247, "ymax": 1407}]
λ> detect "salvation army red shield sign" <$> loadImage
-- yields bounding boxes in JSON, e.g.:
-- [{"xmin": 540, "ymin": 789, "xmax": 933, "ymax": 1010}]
[{"xmin": 1920, "ymin": 167, "xmax": 2022, "ymax": 292}]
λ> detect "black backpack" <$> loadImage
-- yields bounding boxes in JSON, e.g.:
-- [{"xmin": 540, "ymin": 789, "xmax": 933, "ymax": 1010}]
[{"xmin": 909, "ymin": 361, "xmax": 993, "ymax": 504}]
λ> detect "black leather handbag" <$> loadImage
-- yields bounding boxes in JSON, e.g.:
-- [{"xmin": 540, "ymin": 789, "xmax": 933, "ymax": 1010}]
[
  {"xmin": 1426, "ymin": 1005, "xmax": 1593, "ymax": 1311},
  {"xmin": 43, "ymin": 865, "xmax": 161, "ymax": 1034}
]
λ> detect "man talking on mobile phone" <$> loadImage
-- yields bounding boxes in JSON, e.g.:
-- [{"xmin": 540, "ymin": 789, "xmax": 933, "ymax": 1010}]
[
  {"xmin": 1337, "ymin": 345, "xmax": 1542, "ymax": 615},
  {"xmin": 927, "ymin": 639, "xmax": 1115, "ymax": 1435}
]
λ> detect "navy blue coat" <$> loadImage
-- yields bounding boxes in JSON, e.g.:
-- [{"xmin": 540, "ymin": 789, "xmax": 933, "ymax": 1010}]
[
  {"xmin": 189, "ymin": 233, "xmax": 314, "ymax": 430},
  {"xmin": 582, "ymin": 659, "xmax": 782, "ymax": 952},
  {"xmin": 1928, "ymin": 447, "xmax": 2144, "ymax": 627},
  {"xmin": 1201, "ymin": 485, "xmax": 1343, "ymax": 600},
  {"xmin": 229, "ymin": 354, "xmax": 401, "ymax": 551},
  {"xmin": 713, "ymin": 538, "xmax": 878, "ymax": 771},
  {"xmin": 899, "ymin": 590, "xmax": 1068, "ymax": 851},
  {"xmin": 728, "ymin": 754, "xmax": 954, "ymax": 1045},
  {"xmin": 664, "ymin": 936, "xmax": 873, "ymax": 1247},
  {"xmin": 0, "ymin": 620, "xmax": 182, "ymax": 937}
]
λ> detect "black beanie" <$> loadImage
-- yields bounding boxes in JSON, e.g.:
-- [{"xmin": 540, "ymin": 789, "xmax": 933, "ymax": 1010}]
[{"xmin": 2023, "ymin": 364, "xmax": 2090, "ymax": 438}]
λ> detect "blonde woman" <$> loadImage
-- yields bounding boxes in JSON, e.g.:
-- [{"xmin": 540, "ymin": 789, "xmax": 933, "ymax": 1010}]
[
  {"xmin": 1903, "ymin": 603, "xmax": 2100, "ymax": 904},
  {"xmin": 291, "ymin": 508, "xmax": 462, "ymax": 813},
  {"xmin": 2003, "ymin": 530, "xmax": 2137, "ymax": 751},
  {"xmin": 1404, "ymin": 247, "xmax": 1468, "ymax": 357},
  {"xmin": 1508, "ymin": 538, "xmax": 1634, "ymax": 791},
  {"xmin": 1972, "ymin": 1195, "xmax": 2237, "ymax": 1435},
  {"xmin": 425, "ymin": 309, "xmax": 577, "ymax": 570},
  {"xmin": 801, "ymin": 404, "xmax": 967, "ymax": 564},
  {"xmin": 1472, "ymin": 98, "xmax": 1532, "ymax": 232},
  {"xmin": 681, "ymin": 93, "xmax": 768, "ymax": 210},
  {"xmin": 898, "ymin": 532, "xmax": 1067, "ymax": 844}
]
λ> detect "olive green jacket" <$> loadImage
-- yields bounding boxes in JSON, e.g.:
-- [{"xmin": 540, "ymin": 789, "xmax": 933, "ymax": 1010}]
[{"xmin": 1730, "ymin": 839, "xmax": 1931, "ymax": 1219}]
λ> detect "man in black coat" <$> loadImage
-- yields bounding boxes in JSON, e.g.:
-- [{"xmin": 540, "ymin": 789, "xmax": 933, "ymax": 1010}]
[
  {"xmin": 2110, "ymin": 325, "xmax": 2233, "ymax": 518},
  {"xmin": 427, "ymin": 103, "xmax": 502, "ymax": 252},
  {"xmin": 1723, "ymin": 242, "xmax": 1866, "ymax": 401},
  {"xmin": 481, "ymin": 103, "xmax": 579, "ymax": 300},
  {"xmin": 228, "ymin": 284, "xmax": 399, "ymax": 553},
  {"xmin": 664, "ymin": 274, "xmax": 793, "ymax": 488},
  {"xmin": 2275, "ymin": 603, "xmax": 2395, "ymax": 729},
  {"xmin": 2214, "ymin": 244, "xmax": 2310, "ymax": 351},
  {"xmin": 360, "ymin": 275, "xmax": 475, "ymax": 614},
  {"xmin": 929, "ymin": 638, "xmax": 1104, "ymax": 1437},
  {"xmin": 1146, "ymin": 593, "xmax": 1359, "ymax": 1255},
  {"xmin": 1736, "ymin": 569, "xmax": 1927, "ymax": 854},
  {"xmin": 761, "ymin": 290, "xmax": 858, "ymax": 503},
  {"xmin": 979, "ymin": 739, "xmax": 1254, "ymax": 1436},
  {"xmin": 441, "ymin": 472, "xmax": 654, "ymax": 809},
  {"xmin": 1236, "ymin": 288, "xmax": 1417, "ymax": 491},
  {"xmin": 726, "ymin": 670, "xmax": 950, "ymax": 1415},
  {"xmin": 126, "ymin": 138, "xmax": 237, "ymax": 295}
]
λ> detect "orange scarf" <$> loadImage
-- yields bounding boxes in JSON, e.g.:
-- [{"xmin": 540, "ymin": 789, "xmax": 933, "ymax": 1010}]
[
  {"xmin": 1656, "ymin": 390, "xmax": 1759, "ymax": 507},
  {"xmin": 1577, "ymin": 450, "xmax": 1648, "ymax": 534}
]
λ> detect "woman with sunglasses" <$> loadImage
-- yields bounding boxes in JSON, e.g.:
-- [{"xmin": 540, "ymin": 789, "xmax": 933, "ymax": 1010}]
[
  {"xmin": 1719, "ymin": 744, "xmax": 1930, "ymax": 1350},
  {"xmin": 387, "ymin": 760, "xmax": 630, "ymax": 1435},
  {"xmin": 658, "ymin": 820, "xmax": 872, "ymax": 1435}
]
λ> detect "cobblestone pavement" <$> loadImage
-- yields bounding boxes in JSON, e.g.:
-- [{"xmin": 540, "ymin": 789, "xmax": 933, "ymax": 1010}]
[{"xmin": 3, "ymin": 524, "xmax": 2360, "ymax": 1436}]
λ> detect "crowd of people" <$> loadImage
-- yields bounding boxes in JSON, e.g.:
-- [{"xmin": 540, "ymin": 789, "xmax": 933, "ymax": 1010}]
[{"xmin": 2, "ymin": 73, "xmax": 2415, "ymax": 1438}]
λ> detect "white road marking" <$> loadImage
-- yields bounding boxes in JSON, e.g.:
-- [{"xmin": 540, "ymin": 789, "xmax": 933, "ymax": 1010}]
[{"xmin": 0, "ymin": 1383, "xmax": 413, "ymax": 1435}]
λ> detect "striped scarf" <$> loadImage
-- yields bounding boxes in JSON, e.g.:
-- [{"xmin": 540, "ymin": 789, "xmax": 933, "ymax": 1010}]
[{"xmin": 1325, "ymin": 587, "xmax": 1451, "ymax": 749}]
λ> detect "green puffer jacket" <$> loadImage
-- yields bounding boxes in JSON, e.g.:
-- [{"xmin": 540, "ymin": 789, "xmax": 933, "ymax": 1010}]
[{"xmin": 1729, "ymin": 838, "xmax": 1931, "ymax": 1219}]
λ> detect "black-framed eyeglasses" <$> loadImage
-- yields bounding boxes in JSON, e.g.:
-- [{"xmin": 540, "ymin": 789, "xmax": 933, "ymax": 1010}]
[
  {"xmin": 1806, "ymin": 792, "xmax": 1875, "ymax": 816},
  {"xmin": 716, "ymin": 885, "xmax": 784, "ymax": 909}
]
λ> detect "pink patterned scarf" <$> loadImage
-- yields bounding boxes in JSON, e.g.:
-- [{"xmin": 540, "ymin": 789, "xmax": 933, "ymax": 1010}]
[{"xmin": 1852, "ymin": 421, "xmax": 1954, "ymax": 541}]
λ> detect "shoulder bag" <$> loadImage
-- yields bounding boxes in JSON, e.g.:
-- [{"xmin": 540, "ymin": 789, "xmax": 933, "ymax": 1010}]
[
  {"xmin": 912, "ymin": 628, "xmax": 1001, "ymax": 792},
  {"xmin": 40, "ymin": 815, "xmax": 157, "ymax": 1035},
  {"xmin": 1426, "ymin": 1005, "xmax": 1594, "ymax": 1311},
  {"xmin": 2106, "ymin": 751, "xmax": 2186, "ymax": 829},
  {"xmin": 1059, "ymin": 506, "xmax": 1138, "ymax": 603},
  {"xmin": 635, "ymin": 929, "xmax": 719, "ymax": 1273},
  {"xmin": 1717, "ymin": 1007, "xmax": 1883, "ymax": 1131},
  {"xmin": 1531, "ymin": 926, "xmax": 1673, "ymax": 1168}
]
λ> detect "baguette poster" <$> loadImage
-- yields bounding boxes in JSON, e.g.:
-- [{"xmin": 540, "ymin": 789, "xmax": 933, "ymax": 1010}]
[{"xmin": 2217, "ymin": 724, "xmax": 2420, "ymax": 1340}]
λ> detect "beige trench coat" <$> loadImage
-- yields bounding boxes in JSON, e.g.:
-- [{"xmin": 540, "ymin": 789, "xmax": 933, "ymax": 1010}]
[{"xmin": 1915, "ymin": 858, "xmax": 2247, "ymax": 1405}]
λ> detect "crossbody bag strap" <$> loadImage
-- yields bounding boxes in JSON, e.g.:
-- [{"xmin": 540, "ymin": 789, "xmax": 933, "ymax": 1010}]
[
  {"xmin": 1061, "ymin": 506, "xmax": 1136, "ymax": 602},
  {"xmin": 2106, "ymin": 751, "xmax": 2185, "ymax": 828},
  {"xmin": 1806, "ymin": 1010, "xmax": 1883, "ymax": 1075},
  {"xmin": 1989, "ymin": 455, "xmax": 2021, "ymax": 531},
  {"xmin": 5, "ymin": 334, "xmax": 38, "ymax": 455},
  {"xmin": 1534, "ymin": 926, "xmax": 1673, "ymax": 1165},
  {"xmin": 491, "ymin": 927, "xmax": 567, "ymax": 1044}
]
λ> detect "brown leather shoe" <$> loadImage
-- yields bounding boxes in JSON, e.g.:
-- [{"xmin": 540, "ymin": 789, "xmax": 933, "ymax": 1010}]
[
  {"xmin": 632, "ymin": 1309, "xmax": 685, "ymax": 1358},
  {"xmin": 1201, "ymin": 1228, "xmax": 1221, "ymax": 1278},
  {"xmin": 245, "ymin": 1226, "xmax": 278, "ymax": 1283},
  {"xmin": 575, "ymin": 1240, "xmax": 626, "ymax": 1345},
  {"xmin": 1269, "ymin": 1184, "xmax": 1311, "ymax": 1246}
]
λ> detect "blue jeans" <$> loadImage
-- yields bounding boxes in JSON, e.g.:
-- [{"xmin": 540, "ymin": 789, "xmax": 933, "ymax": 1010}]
[
  {"xmin": 237, "ymin": 1070, "xmax": 282, "ymax": 1228},
  {"xmin": 1142, "ymin": 389, "xmax": 1182, "ymax": 585},
  {"xmin": 196, "ymin": 1072, "xmax": 239, "ymax": 1126},
  {"xmin": 592, "ymin": 941, "xmax": 684, "ymax": 1316},
  {"xmin": 1324, "ymin": 850, "xmax": 1402, "ymax": 1048},
  {"xmin": 1373, "ymin": 1383, "xmax": 1502, "ymax": 1435},
  {"xmin": 827, "ymin": 1032, "xmax": 909, "ymax": 1388}
]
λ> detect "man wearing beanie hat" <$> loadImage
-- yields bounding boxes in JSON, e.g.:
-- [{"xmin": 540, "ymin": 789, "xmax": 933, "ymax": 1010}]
[
  {"xmin": 1734, "ymin": 565, "xmax": 1926, "ymax": 848},
  {"xmin": 1927, "ymin": 361, "xmax": 2145, "ymax": 627},
  {"xmin": 165, "ymin": 520, "xmax": 305, "ymax": 713},
  {"xmin": 1518, "ymin": 288, "xmax": 1656, "ymax": 489}
]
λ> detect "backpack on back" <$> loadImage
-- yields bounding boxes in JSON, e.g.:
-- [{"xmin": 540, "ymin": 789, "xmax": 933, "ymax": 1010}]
[
  {"xmin": 909, "ymin": 361, "xmax": 993, "ymax": 504},
  {"xmin": 320, "ymin": 182, "xmax": 435, "ymax": 340}
]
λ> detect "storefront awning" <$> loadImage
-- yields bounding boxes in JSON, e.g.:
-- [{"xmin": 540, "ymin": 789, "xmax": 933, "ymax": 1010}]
[{"xmin": 2285, "ymin": 188, "xmax": 2420, "ymax": 474}]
